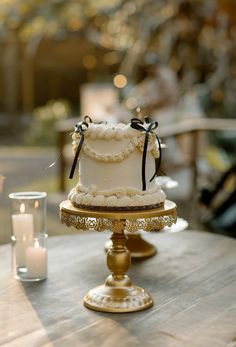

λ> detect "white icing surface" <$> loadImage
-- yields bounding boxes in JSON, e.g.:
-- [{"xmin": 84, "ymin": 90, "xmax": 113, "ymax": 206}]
[
  {"xmin": 79, "ymin": 149, "xmax": 156, "ymax": 191},
  {"xmin": 69, "ymin": 120, "xmax": 165, "ymax": 208}
]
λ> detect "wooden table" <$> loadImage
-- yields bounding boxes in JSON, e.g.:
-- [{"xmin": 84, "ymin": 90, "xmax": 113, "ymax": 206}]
[{"xmin": 1, "ymin": 231, "xmax": 236, "ymax": 347}]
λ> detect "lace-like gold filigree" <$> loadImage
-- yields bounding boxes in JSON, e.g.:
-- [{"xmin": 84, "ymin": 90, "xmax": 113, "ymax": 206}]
[{"xmin": 60, "ymin": 201, "xmax": 177, "ymax": 233}]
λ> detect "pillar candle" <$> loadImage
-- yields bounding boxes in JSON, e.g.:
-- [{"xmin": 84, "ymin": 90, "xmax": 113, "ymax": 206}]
[
  {"xmin": 12, "ymin": 213, "xmax": 34, "ymax": 240},
  {"xmin": 26, "ymin": 241, "xmax": 47, "ymax": 279},
  {"xmin": 12, "ymin": 210, "xmax": 34, "ymax": 266},
  {"xmin": 14, "ymin": 239, "xmax": 31, "ymax": 267}
]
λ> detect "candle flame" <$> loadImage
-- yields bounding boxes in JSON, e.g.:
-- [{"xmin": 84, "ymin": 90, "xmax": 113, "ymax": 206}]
[
  {"xmin": 34, "ymin": 200, "xmax": 39, "ymax": 208},
  {"xmin": 20, "ymin": 203, "xmax": 25, "ymax": 213}
]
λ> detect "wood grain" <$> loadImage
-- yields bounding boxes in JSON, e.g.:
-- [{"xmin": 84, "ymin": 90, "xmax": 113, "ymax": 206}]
[{"xmin": 1, "ymin": 230, "xmax": 236, "ymax": 347}]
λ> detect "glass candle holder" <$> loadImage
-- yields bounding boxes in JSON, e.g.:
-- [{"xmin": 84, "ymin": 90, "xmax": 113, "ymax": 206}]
[
  {"xmin": 11, "ymin": 234, "xmax": 48, "ymax": 281},
  {"xmin": 9, "ymin": 192, "xmax": 48, "ymax": 281}
]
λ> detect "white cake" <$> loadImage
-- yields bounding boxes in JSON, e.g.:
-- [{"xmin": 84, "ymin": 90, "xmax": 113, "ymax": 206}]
[{"xmin": 68, "ymin": 119, "xmax": 166, "ymax": 210}]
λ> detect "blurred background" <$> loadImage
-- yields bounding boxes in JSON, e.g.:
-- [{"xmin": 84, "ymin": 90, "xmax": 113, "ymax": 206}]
[{"xmin": 0, "ymin": 0, "xmax": 236, "ymax": 244}]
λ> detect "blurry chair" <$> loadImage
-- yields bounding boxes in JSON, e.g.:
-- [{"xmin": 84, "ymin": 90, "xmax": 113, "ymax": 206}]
[
  {"xmin": 160, "ymin": 117, "xmax": 236, "ymax": 199},
  {"xmin": 199, "ymin": 163, "xmax": 236, "ymax": 236}
]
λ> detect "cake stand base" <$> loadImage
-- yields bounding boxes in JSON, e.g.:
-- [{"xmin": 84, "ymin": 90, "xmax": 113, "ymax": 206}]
[
  {"xmin": 83, "ymin": 275, "xmax": 153, "ymax": 313},
  {"xmin": 105, "ymin": 233, "xmax": 157, "ymax": 258}
]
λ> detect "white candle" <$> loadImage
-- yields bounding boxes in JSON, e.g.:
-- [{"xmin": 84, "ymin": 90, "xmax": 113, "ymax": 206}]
[
  {"xmin": 12, "ymin": 204, "xmax": 34, "ymax": 267},
  {"xmin": 12, "ymin": 203, "xmax": 34, "ymax": 240},
  {"xmin": 12, "ymin": 214, "xmax": 34, "ymax": 239},
  {"xmin": 26, "ymin": 240, "xmax": 47, "ymax": 279},
  {"xmin": 14, "ymin": 239, "xmax": 31, "ymax": 267}
]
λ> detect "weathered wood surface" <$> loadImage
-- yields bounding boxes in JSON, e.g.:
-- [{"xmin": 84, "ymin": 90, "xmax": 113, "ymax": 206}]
[{"xmin": 1, "ymin": 230, "xmax": 236, "ymax": 347}]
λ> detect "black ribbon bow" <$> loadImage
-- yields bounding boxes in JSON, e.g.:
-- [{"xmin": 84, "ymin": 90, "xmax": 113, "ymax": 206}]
[
  {"xmin": 69, "ymin": 117, "xmax": 91, "ymax": 179},
  {"xmin": 130, "ymin": 117, "xmax": 162, "ymax": 191}
]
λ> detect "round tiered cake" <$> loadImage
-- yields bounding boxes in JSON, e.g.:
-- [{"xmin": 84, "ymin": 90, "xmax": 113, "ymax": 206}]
[{"xmin": 68, "ymin": 118, "xmax": 165, "ymax": 210}]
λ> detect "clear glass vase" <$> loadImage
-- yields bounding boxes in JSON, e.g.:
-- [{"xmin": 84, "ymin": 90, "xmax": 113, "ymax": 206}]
[{"xmin": 9, "ymin": 192, "xmax": 48, "ymax": 281}]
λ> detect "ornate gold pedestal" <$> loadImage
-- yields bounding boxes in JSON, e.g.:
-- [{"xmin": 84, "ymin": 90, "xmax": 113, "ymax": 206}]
[
  {"xmin": 105, "ymin": 233, "xmax": 157, "ymax": 258},
  {"xmin": 60, "ymin": 200, "xmax": 177, "ymax": 313}
]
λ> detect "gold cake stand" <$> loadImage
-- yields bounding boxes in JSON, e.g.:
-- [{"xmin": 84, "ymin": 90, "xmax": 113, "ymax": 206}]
[
  {"xmin": 104, "ymin": 232, "xmax": 158, "ymax": 258},
  {"xmin": 60, "ymin": 200, "xmax": 177, "ymax": 313}
]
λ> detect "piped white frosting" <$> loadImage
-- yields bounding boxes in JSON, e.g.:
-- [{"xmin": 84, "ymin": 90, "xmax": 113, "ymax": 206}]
[
  {"xmin": 68, "ymin": 185, "xmax": 166, "ymax": 208},
  {"xmin": 72, "ymin": 127, "xmax": 160, "ymax": 162}
]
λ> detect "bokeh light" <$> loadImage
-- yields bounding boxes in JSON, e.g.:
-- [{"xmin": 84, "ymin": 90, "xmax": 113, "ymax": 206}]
[
  {"xmin": 113, "ymin": 74, "xmax": 127, "ymax": 88},
  {"xmin": 83, "ymin": 54, "xmax": 97, "ymax": 69}
]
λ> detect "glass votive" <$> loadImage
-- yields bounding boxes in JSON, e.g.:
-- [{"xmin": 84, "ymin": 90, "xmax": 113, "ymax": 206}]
[
  {"xmin": 11, "ymin": 234, "xmax": 48, "ymax": 281},
  {"xmin": 9, "ymin": 192, "xmax": 48, "ymax": 281}
]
